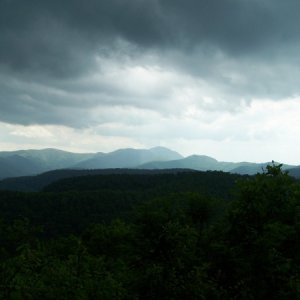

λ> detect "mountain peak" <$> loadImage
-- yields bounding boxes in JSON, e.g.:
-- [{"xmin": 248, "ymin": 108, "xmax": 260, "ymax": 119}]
[{"xmin": 186, "ymin": 154, "xmax": 218, "ymax": 162}]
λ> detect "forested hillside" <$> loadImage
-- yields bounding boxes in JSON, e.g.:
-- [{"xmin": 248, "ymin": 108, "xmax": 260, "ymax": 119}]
[
  {"xmin": 0, "ymin": 171, "xmax": 239, "ymax": 237},
  {"xmin": 0, "ymin": 165, "xmax": 299, "ymax": 299},
  {"xmin": 0, "ymin": 168, "xmax": 196, "ymax": 192}
]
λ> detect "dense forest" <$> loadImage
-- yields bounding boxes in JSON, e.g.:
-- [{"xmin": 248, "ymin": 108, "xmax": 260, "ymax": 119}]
[{"xmin": 0, "ymin": 166, "xmax": 299, "ymax": 299}]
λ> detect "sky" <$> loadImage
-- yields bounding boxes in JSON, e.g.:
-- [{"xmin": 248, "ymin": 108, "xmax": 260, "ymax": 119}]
[{"xmin": 1, "ymin": 0, "xmax": 300, "ymax": 164}]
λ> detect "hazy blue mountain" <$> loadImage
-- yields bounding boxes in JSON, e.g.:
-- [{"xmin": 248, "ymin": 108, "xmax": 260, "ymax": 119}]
[
  {"xmin": 138, "ymin": 155, "xmax": 294, "ymax": 175},
  {"xmin": 0, "ymin": 146, "xmax": 296, "ymax": 181},
  {"xmin": 229, "ymin": 162, "xmax": 295, "ymax": 175},
  {"xmin": 0, "ymin": 148, "xmax": 96, "ymax": 179},
  {"xmin": 74, "ymin": 147, "xmax": 183, "ymax": 169},
  {"xmin": 139, "ymin": 155, "xmax": 220, "ymax": 171},
  {"xmin": 0, "ymin": 155, "xmax": 44, "ymax": 179},
  {"xmin": 228, "ymin": 163, "xmax": 267, "ymax": 175},
  {"xmin": 286, "ymin": 166, "xmax": 300, "ymax": 179},
  {"xmin": 0, "ymin": 147, "xmax": 182, "ymax": 180},
  {"xmin": 0, "ymin": 148, "xmax": 95, "ymax": 170}
]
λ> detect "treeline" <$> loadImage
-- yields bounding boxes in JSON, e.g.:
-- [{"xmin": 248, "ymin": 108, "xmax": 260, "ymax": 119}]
[
  {"xmin": 0, "ymin": 167, "xmax": 299, "ymax": 299},
  {"xmin": 0, "ymin": 168, "xmax": 200, "ymax": 192},
  {"xmin": 0, "ymin": 171, "xmax": 240, "ymax": 237}
]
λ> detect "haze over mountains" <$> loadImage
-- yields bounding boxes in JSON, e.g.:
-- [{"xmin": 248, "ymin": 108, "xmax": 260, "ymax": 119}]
[
  {"xmin": 0, "ymin": 147, "xmax": 298, "ymax": 183},
  {"xmin": 0, "ymin": 147, "xmax": 183, "ymax": 179}
]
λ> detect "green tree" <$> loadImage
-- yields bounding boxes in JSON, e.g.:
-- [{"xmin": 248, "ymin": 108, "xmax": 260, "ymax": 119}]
[{"xmin": 216, "ymin": 163, "xmax": 300, "ymax": 299}]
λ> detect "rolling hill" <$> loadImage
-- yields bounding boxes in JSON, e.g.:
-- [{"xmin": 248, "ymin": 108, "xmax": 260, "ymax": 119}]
[
  {"xmin": 0, "ymin": 147, "xmax": 183, "ymax": 180},
  {"xmin": 74, "ymin": 146, "xmax": 183, "ymax": 169},
  {"xmin": 139, "ymin": 155, "xmax": 294, "ymax": 175},
  {"xmin": 0, "ymin": 168, "xmax": 195, "ymax": 192},
  {"xmin": 0, "ymin": 146, "xmax": 296, "ymax": 184},
  {"xmin": 0, "ymin": 148, "xmax": 95, "ymax": 179},
  {"xmin": 0, "ymin": 155, "xmax": 43, "ymax": 178}
]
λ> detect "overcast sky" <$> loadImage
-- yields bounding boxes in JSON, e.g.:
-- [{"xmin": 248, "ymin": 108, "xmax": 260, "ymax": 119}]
[{"xmin": 1, "ymin": 0, "xmax": 300, "ymax": 163}]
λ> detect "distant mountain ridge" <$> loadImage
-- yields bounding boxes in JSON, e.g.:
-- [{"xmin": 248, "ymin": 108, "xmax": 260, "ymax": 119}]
[
  {"xmin": 0, "ymin": 146, "xmax": 297, "ymax": 183},
  {"xmin": 0, "ymin": 168, "xmax": 196, "ymax": 192},
  {"xmin": 0, "ymin": 148, "xmax": 95, "ymax": 179},
  {"xmin": 139, "ymin": 155, "xmax": 295, "ymax": 175},
  {"xmin": 0, "ymin": 155, "xmax": 43, "ymax": 179},
  {"xmin": 0, "ymin": 147, "xmax": 183, "ymax": 180},
  {"xmin": 74, "ymin": 147, "xmax": 183, "ymax": 169}
]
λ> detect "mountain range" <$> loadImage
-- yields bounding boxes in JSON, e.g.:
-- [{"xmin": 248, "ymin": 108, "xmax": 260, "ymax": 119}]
[
  {"xmin": 0, "ymin": 147, "xmax": 182, "ymax": 180},
  {"xmin": 139, "ymin": 155, "xmax": 295, "ymax": 175},
  {"xmin": 0, "ymin": 146, "xmax": 298, "ymax": 183}
]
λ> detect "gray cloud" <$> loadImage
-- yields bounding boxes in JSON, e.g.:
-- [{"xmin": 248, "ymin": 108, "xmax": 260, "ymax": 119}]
[
  {"xmin": 0, "ymin": 0, "xmax": 164, "ymax": 77},
  {"xmin": 1, "ymin": 0, "xmax": 300, "ymax": 127},
  {"xmin": 2, "ymin": 0, "xmax": 300, "ymax": 75}
]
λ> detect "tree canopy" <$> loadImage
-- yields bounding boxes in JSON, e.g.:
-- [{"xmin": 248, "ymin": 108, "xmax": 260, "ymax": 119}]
[{"xmin": 0, "ymin": 166, "xmax": 299, "ymax": 299}]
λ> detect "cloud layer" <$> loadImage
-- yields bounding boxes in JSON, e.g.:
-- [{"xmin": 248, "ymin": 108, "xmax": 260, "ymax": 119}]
[{"xmin": 1, "ymin": 0, "xmax": 300, "ymax": 162}]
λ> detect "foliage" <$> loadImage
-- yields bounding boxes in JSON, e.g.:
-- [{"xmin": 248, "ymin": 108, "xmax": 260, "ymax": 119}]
[{"xmin": 0, "ymin": 165, "xmax": 299, "ymax": 298}]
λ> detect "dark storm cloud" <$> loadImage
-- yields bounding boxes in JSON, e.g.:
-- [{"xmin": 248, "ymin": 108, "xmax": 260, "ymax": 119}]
[
  {"xmin": 0, "ymin": 0, "xmax": 165, "ymax": 77},
  {"xmin": 1, "ymin": 0, "xmax": 300, "ymax": 127},
  {"xmin": 1, "ymin": 0, "xmax": 300, "ymax": 76}
]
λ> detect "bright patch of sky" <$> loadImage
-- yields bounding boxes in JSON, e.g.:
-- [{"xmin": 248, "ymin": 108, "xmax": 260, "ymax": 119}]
[{"xmin": 1, "ymin": 0, "xmax": 300, "ymax": 163}]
